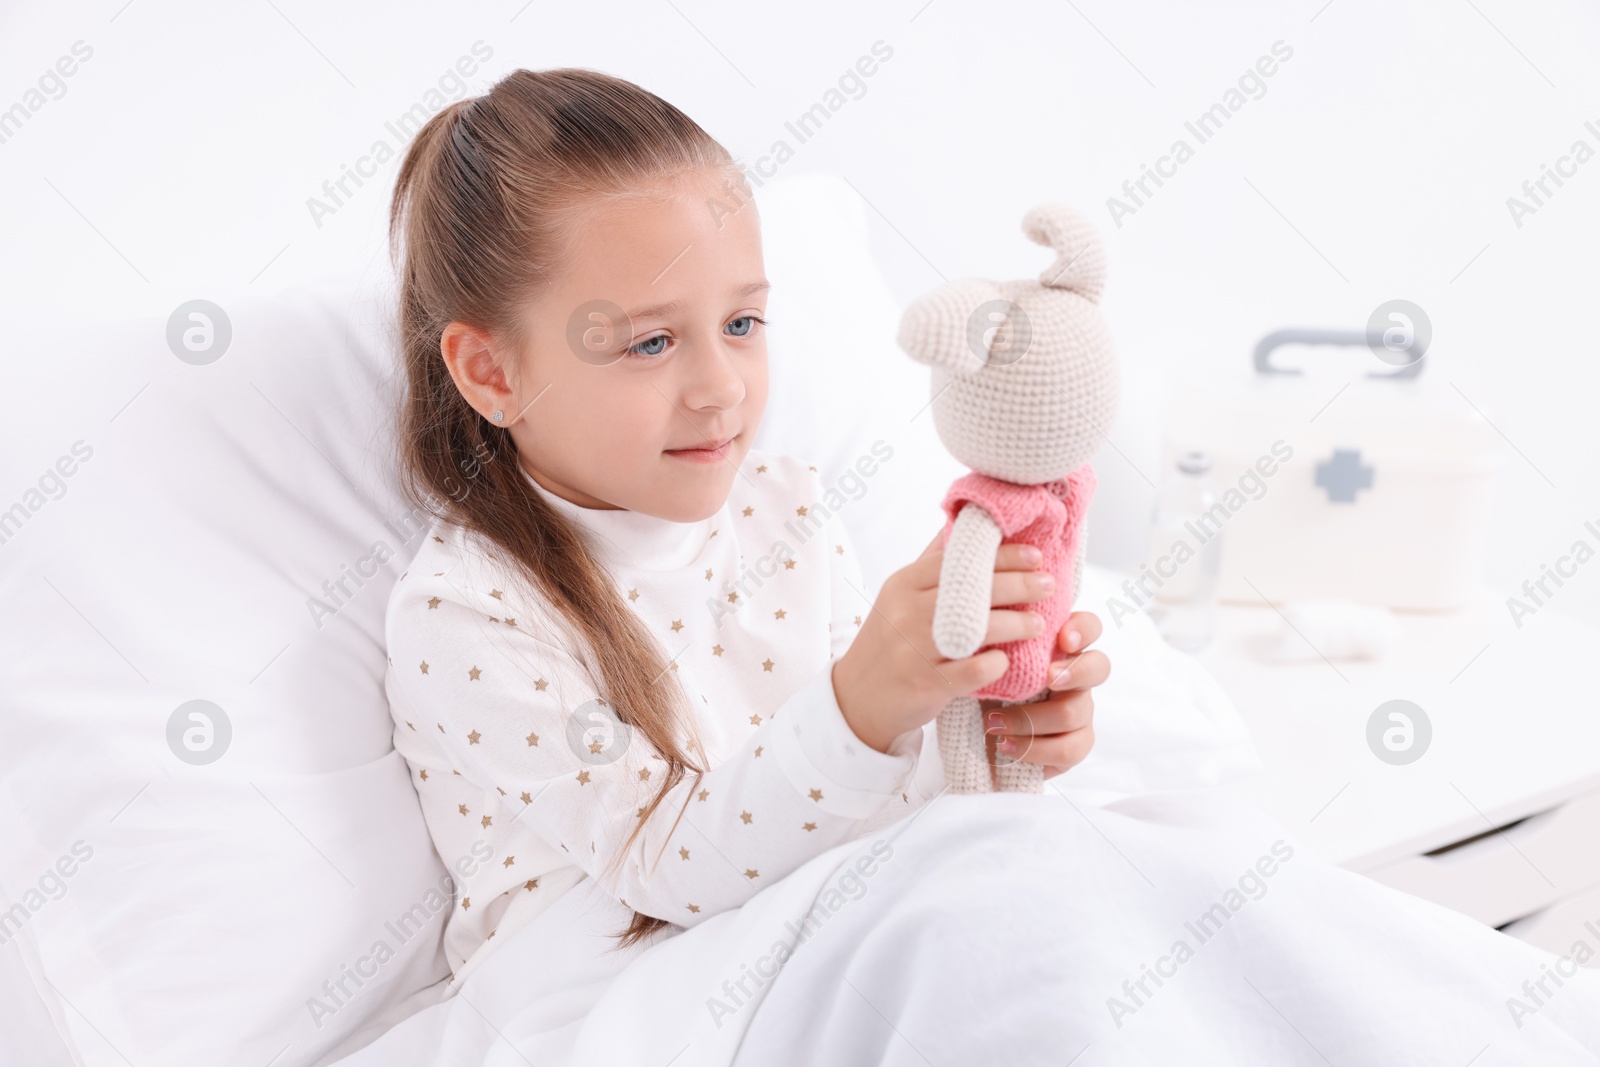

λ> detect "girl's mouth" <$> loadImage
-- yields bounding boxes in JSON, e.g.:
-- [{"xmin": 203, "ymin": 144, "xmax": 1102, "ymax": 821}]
[{"xmin": 664, "ymin": 434, "xmax": 737, "ymax": 464}]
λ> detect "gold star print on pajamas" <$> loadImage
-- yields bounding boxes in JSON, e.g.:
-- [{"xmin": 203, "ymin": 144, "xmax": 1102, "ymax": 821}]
[{"xmin": 384, "ymin": 449, "xmax": 926, "ymax": 980}]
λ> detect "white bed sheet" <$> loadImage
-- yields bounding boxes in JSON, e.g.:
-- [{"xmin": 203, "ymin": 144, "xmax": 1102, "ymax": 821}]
[{"xmin": 328, "ymin": 788, "xmax": 1600, "ymax": 1066}]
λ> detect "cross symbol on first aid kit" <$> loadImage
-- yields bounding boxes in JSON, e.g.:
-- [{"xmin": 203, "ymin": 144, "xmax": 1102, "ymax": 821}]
[{"xmin": 1315, "ymin": 448, "xmax": 1375, "ymax": 504}]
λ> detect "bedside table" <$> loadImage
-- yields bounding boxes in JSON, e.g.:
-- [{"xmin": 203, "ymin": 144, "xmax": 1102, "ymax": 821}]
[{"xmin": 1189, "ymin": 588, "xmax": 1600, "ymax": 960}]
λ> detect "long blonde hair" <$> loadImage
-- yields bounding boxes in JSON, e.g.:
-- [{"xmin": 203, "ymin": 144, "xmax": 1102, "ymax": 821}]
[{"xmin": 389, "ymin": 68, "xmax": 738, "ymax": 948}]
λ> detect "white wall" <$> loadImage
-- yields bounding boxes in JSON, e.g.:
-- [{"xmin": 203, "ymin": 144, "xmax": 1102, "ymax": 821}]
[{"xmin": 3, "ymin": 0, "xmax": 1598, "ymax": 623}]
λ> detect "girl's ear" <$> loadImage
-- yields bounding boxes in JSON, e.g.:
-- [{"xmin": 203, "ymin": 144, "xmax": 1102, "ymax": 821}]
[
  {"xmin": 896, "ymin": 278, "xmax": 1012, "ymax": 374},
  {"xmin": 440, "ymin": 320, "xmax": 516, "ymax": 423}
]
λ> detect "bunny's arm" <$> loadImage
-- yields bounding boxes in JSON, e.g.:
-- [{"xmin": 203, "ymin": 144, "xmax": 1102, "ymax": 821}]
[{"xmin": 932, "ymin": 503, "xmax": 1004, "ymax": 661}]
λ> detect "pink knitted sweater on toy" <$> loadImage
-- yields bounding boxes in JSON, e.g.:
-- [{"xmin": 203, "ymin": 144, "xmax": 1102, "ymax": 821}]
[{"xmin": 939, "ymin": 464, "xmax": 1097, "ymax": 701}]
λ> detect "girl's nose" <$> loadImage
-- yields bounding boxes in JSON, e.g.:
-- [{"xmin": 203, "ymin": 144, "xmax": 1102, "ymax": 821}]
[{"xmin": 680, "ymin": 337, "xmax": 748, "ymax": 412}]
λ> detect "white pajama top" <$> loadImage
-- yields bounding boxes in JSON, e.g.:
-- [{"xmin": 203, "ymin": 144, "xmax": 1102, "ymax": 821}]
[{"xmin": 384, "ymin": 449, "xmax": 927, "ymax": 980}]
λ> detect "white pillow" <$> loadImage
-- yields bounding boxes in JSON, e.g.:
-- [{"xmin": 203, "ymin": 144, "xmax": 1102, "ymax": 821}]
[{"xmin": 1, "ymin": 275, "xmax": 452, "ymax": 1066}]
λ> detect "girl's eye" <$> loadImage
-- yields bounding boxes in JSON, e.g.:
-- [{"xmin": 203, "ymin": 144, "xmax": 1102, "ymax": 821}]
[
  {"xmin": 629, "ymin": 334, "xmax": 670, "ymax": 358},
  {"xmin": 626, "ymin": 316, "xmax": 766, "ymax": 359}
]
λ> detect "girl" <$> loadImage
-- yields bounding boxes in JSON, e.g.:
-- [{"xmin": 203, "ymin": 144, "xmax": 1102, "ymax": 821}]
[
  {"xmin": 379, "ymin": 68, "xmax": 1600, "ymax": 1065},
  {"xmin": 382, "ymin": 68, "xmax": 1104, "ymax": 982}
]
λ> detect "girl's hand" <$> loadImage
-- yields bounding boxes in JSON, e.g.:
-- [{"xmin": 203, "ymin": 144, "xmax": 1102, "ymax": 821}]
[
  {"xmin": 832, "ymin": 530, "xmax": 1053, "ymax": 754},
  {"xmin": 980, "ymin": 611, "xmax": 1108, "ymax": 779}
]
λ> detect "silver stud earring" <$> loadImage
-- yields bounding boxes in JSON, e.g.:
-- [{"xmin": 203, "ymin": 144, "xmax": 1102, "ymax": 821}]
[{"xmin": 491, "ymin": 410, "xmax": 504, "ymax": 422}]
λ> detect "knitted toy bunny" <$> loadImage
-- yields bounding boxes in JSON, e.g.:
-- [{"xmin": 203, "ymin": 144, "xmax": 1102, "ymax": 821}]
[{"xmin": 896, "ymin": 204, "xmax": 1119, "ymax": 794}]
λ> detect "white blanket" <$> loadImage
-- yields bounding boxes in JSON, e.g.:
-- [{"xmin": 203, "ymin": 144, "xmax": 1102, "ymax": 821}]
[{"xmin": 326, "ymin": 789, "xmax": 1600, "ymax": 1066}]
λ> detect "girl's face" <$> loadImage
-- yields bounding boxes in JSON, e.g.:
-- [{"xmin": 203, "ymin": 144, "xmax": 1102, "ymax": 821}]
[{"xmin": 503, "ymin": 167, "xmax": 769, "ymax": 523}]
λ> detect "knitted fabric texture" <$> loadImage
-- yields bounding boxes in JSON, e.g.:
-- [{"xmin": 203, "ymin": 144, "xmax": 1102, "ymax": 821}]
[
  {"xmin": 894, "ymin": 207, "xmax": 1119, "ymax": 488},
  {"xmin": 939, "ymin": 464, "xmax": 1097, "ymax": 701}
]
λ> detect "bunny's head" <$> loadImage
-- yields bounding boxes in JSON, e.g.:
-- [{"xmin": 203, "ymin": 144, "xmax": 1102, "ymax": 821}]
[{"xmin": 897, "ymin": 204, "xmax": 1119, "ymax": 485}]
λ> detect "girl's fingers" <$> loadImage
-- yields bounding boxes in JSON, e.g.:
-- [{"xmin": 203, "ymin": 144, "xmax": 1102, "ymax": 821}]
[
  {"xmin": 984, "ymin": 689, "xmax": 1094, "ymax": 738},
  {"xmin": 992, "ymin": 543, "xmax": 1046, "ymax": 571},
  {"xmin": 983, "ymin": 607, "xmax": 1048, "ymax": 647},
  {"xmin": 897, "ymin": 533, "xmax": 948, "ymax": 591},
  {"xmin": 1059, "ymin": 610, "xmax": 1103, "ymax": 654},
  {"xmin": 938, "ymin": 629, "xmax": 1109, "ymax": 700},
  {"xmin": 1002, "ymin": 723, "xmax": 1095, "ymax": 773},
  {"xmin": 991, "ymin": 567, "xmax": 1055, "ymax": 607},
  {"xmin": 896, "ymin": 531, "xmax": 948, "ymax": 591},
  {"xmin": 941, "ymin": 648, "xmax": 1011, "ymax": 696},
  {"xmin": 905, "ymin": 541, "xmax": 1043, "ymax": 591},
  {"xmin": 1044, "ymin": 649, "xmax": 1110, "ymax": 693}
]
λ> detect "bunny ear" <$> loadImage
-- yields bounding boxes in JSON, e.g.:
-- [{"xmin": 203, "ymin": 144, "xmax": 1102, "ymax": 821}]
[
  {"xmin": 897, "ymin": 277, "xmax": 1014, "ymax": 374},
  {"xmin": 1022, "ymin": 203, "xmax": 1108, "ymax": 303}
]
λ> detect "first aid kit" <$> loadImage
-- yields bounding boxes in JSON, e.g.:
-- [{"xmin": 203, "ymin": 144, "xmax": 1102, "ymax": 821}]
[{"xmin": 1159, "ymin": 328, "xmax": 1505, "ymax": 612}]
